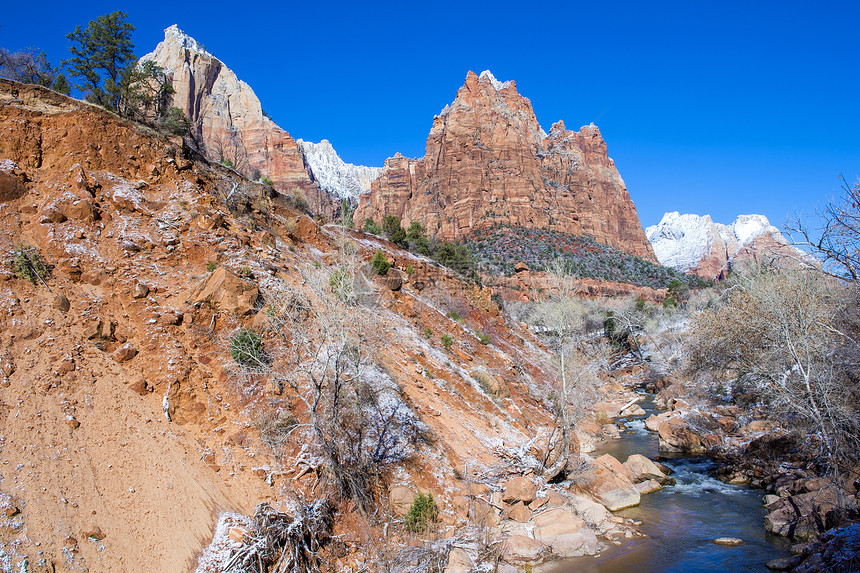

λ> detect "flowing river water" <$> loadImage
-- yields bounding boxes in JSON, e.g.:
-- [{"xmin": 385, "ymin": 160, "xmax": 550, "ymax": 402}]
[{"xmin": 549, "ymin": 395, "xmax": 793, "ymax": 573}]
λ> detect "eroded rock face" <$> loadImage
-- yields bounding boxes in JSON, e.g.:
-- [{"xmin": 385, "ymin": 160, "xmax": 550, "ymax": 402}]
[
  {"xmin": 142, "ymin": 26, "xmax": 322, "ymax": 210},
  {"xmin": 355, "ymin": 71, "xmax": 656, "ymax": 261}
]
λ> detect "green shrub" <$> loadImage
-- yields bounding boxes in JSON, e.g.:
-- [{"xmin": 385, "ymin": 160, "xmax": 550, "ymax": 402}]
[
  {"xmin": 405, "ymin": 264, "xmax": 414, "ymax": 275},
  {"xmin": 206, "ymin": 261, "xmax": 217, "ymax": 272},
  {"xmin": 405, "ymin": 492, "xmax": 437, "ymax": 533},
  {"xmin": 329, "ymin": 267, "xmax": 353, "ymax": 302},
  {"xmin": 447, "ymin": 311, "xmax": 461, "ymax": 323},
  {"xmin": 238, "ymin": 265, "xmax": 253, "ymax": 278},
  {"xmin": 423, "ymin": 327, "xmax": 433, "ymax": 339},
  {"xmin": 441, "ymin": 334, "xmax": 453, "ymax": 351},
  {"xmin": 363, "ymin": 218, "xmax": 381, "ymax": 235},
  {"xmin": 10, "ymin": 244, "xmax": 49, "ymax": 285},
  {"xmin": 261, "ymin": 176, "xmax": 274, "ymax": 187},
  {"xmin": 371, "ymin": 250, "xmax": 390, "ymax": 275},
  {"xmin": 477, "ymin": 332, "xmax": 490, "ymax": 345},
  {"xmin": 229, "ymin": 328, "xmax": 265, "ymax": 368}
]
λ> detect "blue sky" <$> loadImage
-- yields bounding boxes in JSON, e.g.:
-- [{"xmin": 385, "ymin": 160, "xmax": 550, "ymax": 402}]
[{"xmin": 2, "ymin": 1, "xmax": 858, "ymax": 229}]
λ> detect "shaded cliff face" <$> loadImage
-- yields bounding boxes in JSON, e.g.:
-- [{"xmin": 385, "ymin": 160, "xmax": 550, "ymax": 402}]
[
  {"xmin": 141, "ymin": 26, "xmax": 327, "ymax": 210},
  {"xmin": 356, "ymin": 70, "xmax": 657, "ymax": 262}
]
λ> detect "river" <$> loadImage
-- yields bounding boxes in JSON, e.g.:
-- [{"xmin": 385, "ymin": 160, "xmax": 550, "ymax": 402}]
[{"xmin": 549, "ymin": 396, "xmax": 792, "ymax": 572}]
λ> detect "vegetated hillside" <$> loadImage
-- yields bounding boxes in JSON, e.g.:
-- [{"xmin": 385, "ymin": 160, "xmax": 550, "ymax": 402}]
[
  {"xmin": 467, "ymin": 226, "xmax": 709, "ymax": 289},
  {"xmin": 2, "ymin": 81, "xmax": 654, "ymax": 573}
]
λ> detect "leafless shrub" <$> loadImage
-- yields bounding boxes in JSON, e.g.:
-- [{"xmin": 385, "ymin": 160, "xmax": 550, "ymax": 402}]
[
  {"xmin": 688, "ymin": 266, "xmax": 860, "ymax": 477},
  {"xmin": 224, "ymin": 501, "xmax": 332, "ymax": 573}
]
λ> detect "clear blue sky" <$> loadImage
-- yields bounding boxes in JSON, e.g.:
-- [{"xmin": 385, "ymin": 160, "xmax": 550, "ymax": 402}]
[{"xmin": 2, "ymin": 1, "xmax": 858, "ymax": 229}]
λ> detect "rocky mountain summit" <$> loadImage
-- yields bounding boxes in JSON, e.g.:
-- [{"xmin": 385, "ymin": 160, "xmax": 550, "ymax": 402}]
[
  {"xmin": 356, "ymin": 70, "xmax": 656, "ymax": 261},
  {"xmin": 646, "ymin": 212, "xmax": 809, "ymax": 279},
  {"xmin": 142, "ymin": 25, "xmax": 379, "ymax": 215}
]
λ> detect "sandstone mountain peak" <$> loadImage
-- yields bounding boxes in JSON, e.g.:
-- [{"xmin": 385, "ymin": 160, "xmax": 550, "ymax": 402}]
[
  {"xmin": 141, "ymin": 25, "xmax": 213, "ymax": 61},
  {"xmin": 356, "ymin": 71, "xmax": 656, "ymax": 261},
  {"xmin": 478, "ymin": 69, "xmax": 513, "ymax": 91}
]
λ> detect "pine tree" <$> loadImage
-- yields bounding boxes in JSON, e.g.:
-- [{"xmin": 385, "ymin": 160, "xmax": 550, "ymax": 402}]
[{"xmin": 64, "ymin": 12, "xmax": 135, "ymax": 110}]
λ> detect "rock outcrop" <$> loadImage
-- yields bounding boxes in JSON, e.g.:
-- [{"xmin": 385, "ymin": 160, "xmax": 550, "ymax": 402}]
[
  {"xmin": 355, "ymin": 70, "xmax": 657, "ymax": 262},
  {"xmin": 141, "ymin": 26, "xmax": 323, "ymax": 209},
  {"xmin": 646, "ymin": 212, "xmax": 812, "ymax": 280}
]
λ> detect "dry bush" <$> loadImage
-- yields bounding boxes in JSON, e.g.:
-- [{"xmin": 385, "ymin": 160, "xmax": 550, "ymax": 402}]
[{"xmin": 688, "ymin": 266, "xmax": 860, "ymax": 475}]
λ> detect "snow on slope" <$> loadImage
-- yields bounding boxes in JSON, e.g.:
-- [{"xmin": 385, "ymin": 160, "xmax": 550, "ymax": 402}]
[
  {"xmin": 297, "ymin": 139, "xmax": 381, "ymax": 202},
  {"xmin": 646, "ymin": 212, "xmax": 783, "ymax": 272}
]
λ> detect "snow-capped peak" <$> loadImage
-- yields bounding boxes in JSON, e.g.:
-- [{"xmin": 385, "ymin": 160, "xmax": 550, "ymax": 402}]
[
  {"xmin": 646, "ymin": 212, "xmax": 719, "ymax": 272},
  {"xmin": 731, "ymin": 214, "xmax": 779, "ymax": 246},
  {"xmin": 646, "ymin": 212, "xmax": 788, "ymax": 274},
  {"xmin": 141, "ymin": 25, "xmax": 214, "ymax": 62},
  {"xmin": 479, "ymin": 70, "xmax": 512, "ymax": 91},
  {"xmin": 297, "ymin": 139, "xmax": 382, "ymax": 202}
]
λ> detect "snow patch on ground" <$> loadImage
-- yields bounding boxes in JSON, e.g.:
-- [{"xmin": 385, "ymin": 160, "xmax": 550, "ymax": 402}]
[
  {"xmin": 297, "ymin": 139, "xmax": 381, "ymax": 202},
  {"xmin": 0, "ymin": 160, "xmax": 18, "ymax": 173},
  {"xmin": 194, "ymin": 512, "xmax": 253, "ymax": 572}
]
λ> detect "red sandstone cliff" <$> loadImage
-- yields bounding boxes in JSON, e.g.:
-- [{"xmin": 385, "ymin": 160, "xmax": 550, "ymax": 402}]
[
  {"xmin": 356, "ymin": 70, "xmax": 657, "ymax": 262},
  {"xmin": 141, "ymin": 26, "xmax": 329, "ymax": 212}
]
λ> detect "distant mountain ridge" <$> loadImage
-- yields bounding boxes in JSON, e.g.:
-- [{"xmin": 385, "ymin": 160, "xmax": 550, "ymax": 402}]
[
  {"xmin": 296, "ymin": 139, "xmax": 381, "ymax": 202},
  {"xmin": 646, "ymin": 212, "xmax": 809, "ymax": 279}
]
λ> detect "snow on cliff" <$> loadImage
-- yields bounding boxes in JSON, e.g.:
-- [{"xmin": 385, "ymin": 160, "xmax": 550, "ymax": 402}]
[
  {"xmin": 297, "ymin": 139, "xmax": 381, "ymax": 202},
  {"xmin": 646, "ymin": 212, "xmax": 783, "ymax": 272}
]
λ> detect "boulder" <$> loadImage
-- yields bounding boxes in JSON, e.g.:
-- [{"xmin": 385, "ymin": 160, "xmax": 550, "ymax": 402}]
[
  {"xmin": 133, "ymin": 282, "xmax": 150, "ymax": 298},
  {"xmin": 388, "ymin": 486, "xmax": 417, "ymax": 517},
  {"xmin": 0, "ymin": 170, "xmax": 27, "ymax": 202},
  {"xmin": 382, "ymin": 268, "xmax": 402, "ymax": 291},
  {"xmin": 634, "ymin": 479, "xmax": 662, "ymax": 495},
  {"xmin": 567, "ymin": 494, "xmax": 612, "ymax": 530},
  {"xmin": 580, "ymin": 454, "xmax": 640, "ymax": 511},
  {"xmin": 713, "ymin": 537, "xmax": 743, "ymax": 546},
  {"xmin": 506, "ymin": 501, "xmax": 531, "ymax": 523},
  {"xmin": 764, "ymin": 490, "xmax": 842, "ymax": 540},
  {"xmin": 623, "ymin": 454, "xmax": 670, "ymax": 484},
  {"xmin": 645, "ymin": 412, "xmax": 671, "ymax": 432},
  {"xmin": 111, "ymin": 344, "xmax": 137, "ymax": 363},
  {"xmin": 658, "ymin": 417, "xmax": 704, "ymax": 453},
  {"xmin": 500, "ymin": 535, "xmax": 545, "ymax": 564},
  {"xmin": 54, "ymin": 295, "xmax": 71, "ymax": 312},
  {"xmin": 470, "ymin": 498, "xmax": 500, "ymax": 527},
  {"xmin": 502, "ymin": 476, "xmax": 537, "ymax": 504},
  {"xmin": 443, "ymin": 547, "xmax": 473, "ymax": 573},
  {"xmin": 188, "ymin": 266, "xmax": 259, "ymax": 316},
  {"xmin": 533, "ymin": 507, "xmax": 584, "ymax": 537},
  {"xmin": 543, "ymin": 529, "xmax": 599, "ymax": 557}
]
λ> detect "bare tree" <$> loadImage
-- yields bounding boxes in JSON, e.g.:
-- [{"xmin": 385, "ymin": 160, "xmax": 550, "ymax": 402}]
[
  {"xmin": 787, "ymin": 175, "xmax": 860, "ymax": 281},
  {"xmin": 688, "ymin": 266, "xmax": 860, "ymax": 479},
  {"xmin": 230, "ymin": 238, "xmax": 422, "ymax": 509},
  {"xmin": 528, "ymin": 259, "xmax": 603, "ymax": 477}
]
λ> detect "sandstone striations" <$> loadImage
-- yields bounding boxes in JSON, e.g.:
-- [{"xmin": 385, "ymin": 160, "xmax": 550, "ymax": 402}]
[
  {"xmin": 141, "ymin": 26, "xmax": 326, "ymax": 210},
  {"xmin": 355, "ymin": 70, "xmax": 656, "ymax": 262},
  {"xmin": 646, "ymin": 212, "xmax": 812, "ymax": 279}
]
